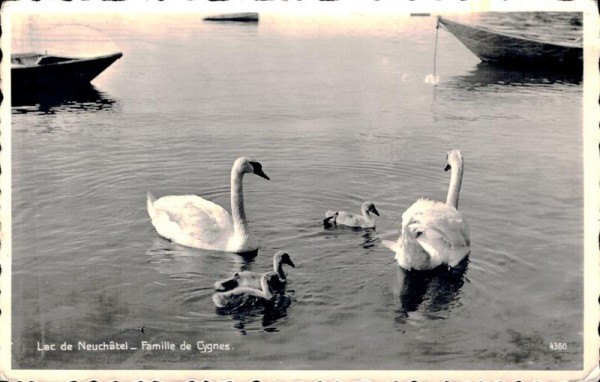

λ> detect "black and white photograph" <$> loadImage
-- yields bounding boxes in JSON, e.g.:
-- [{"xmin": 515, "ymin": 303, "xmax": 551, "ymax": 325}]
[{"xmin": 1, "ymin": 0, "xmax": 598, "ymax": 380}]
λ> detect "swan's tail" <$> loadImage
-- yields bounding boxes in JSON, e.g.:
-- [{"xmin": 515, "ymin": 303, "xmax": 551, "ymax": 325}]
[
  {"xmin": 382, "ymin": 239, "xmax": 397, "ymax": 252},
  {"xmin": 146, "ymin": 192, "xmax": 158, "ymax": 220},
  {"xmin": 325, "ymin": 210, "xmax": 337, "ymax": 218}
]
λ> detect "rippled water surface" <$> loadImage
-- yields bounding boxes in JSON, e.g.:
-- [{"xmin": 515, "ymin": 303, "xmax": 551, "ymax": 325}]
[{"xmin": 10, "ymin": 11, "xmax": 584, "ymax": 369}]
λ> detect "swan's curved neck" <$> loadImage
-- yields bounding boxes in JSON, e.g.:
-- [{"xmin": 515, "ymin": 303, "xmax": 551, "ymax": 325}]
[
  {"xmin": 361, "ymin": 207, "xmax": 374, "ymax": 224},
  {"xmin": 274, "ymin": 257, "xmax": 285, "ymax": 280},
  {"xmin": 230, "ymin": 167, "xmax": 249, "ymax": 235},
  {"xmin": 446, "ymin": 163, "xmax": 463, "ymax": 209},
  {"xmin": 260, "ymin": 278, "xmax": 273, "ymax": 299}
]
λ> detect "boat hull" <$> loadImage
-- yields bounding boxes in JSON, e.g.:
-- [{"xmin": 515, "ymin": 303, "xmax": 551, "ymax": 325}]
[
  {"xmin": 438, "ymin": 17, "xmax": 582, "ymax": 68},
  {"xmin": 11, "ymin": 52, "xmax": 123, "ymax": 94},
  {"xmin": 204, "ymin": 12, "xmax": 259, "ymax": 22}
]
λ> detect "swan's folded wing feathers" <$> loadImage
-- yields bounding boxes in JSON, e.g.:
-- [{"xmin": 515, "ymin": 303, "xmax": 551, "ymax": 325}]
[
  {"xmin": 152, "ymin": 195, "xmax": 233, "ymax": 247},
  {"xmin": 182, "ymin": 197, "xmax": 233, "ymax": 240},
  {"xmin": 415, "ymin": 227, "xmax": 469, "ymax": 268},
  {"xmin": 458, "ymin": 216, "xmax": 471, "ymax": 246},
  {"xmin": 150, "ymin": 213, "xmax": 185, "ymax": 242},
  {"xmin": 401, "ymin": 198, "xmax": 435, "ymax": 228},
  {"xmin": 424, "ymin": 209, "xmax": 470, "ymax": 248},
  {"xmin": 399, "ymin": 198, "xmax": 470, "ymax": 268},
  {"xmin": 404, "ymin": 200, "xmax": 468, "ymax": 244}
]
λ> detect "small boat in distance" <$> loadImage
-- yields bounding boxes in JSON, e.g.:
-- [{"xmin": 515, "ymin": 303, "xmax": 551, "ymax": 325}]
[
  {"xmin": 203, "ymin": 12, "xmax": 259, "ymax": 23},
  {"xmin": 438, "ymin": 16, "xmax": 582, "ymax": 69},
  {"xmin": 11, "ymin": 52, "xmax": 123, "ymax": 92}
]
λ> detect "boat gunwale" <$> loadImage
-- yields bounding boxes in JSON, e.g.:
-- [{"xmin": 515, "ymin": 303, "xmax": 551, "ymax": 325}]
[
  {"xmin": 438, "ymin": 16, "xmax": 582, "ymax": 50},
  {"xmin": 11, "ymin": 52, "xmax": 124, "ymax": 70}
]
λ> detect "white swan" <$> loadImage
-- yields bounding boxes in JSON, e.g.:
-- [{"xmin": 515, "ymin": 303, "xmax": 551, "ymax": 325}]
[
  {"xmin": 146, "ymin": 157, "xmax": 270, "ymax": 253},
  {"xmin": 212, "ymin": 271, "xmax": 279, "ymax": 309},
  {"xmin": 214, "ymin": 251, "xmax": 295, "ymax": 292},
  {"xmin": 383, "ymin": 150, "xmax": 470, "ymax": 270},
  {"xmin": 323, "ymin": 201, "xmax": 380, "ymax": 229}
]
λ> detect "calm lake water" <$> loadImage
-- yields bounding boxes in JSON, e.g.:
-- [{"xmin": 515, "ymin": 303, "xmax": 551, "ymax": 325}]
[{"xmin": 9, "ymin": 11, "xmax": 584, "ymax": 370}]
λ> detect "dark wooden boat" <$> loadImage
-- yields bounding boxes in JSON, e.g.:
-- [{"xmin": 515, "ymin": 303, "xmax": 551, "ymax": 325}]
[
  {"xmin": 438, "ymin": 17, "xmax": 582, "ymax": 68},
  {"xmin": 203, "ymin": 12, "xmax": 259, "ymax": 23},
  {"xmin": 11, "ymin": 52, "xmax": 123, "ymax": 92}
]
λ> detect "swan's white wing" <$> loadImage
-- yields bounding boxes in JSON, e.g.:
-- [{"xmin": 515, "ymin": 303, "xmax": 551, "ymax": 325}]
[
  {"xmin": 400, "ymin": 199, "xmax": 470, "ymax": 268},
  {"xmin": 150, "ymin": 195, "xmax": 234, "ymax": 250},
  {"xmin": 414, "ymin": 225, "xmax": 470, "ymax": 268}
]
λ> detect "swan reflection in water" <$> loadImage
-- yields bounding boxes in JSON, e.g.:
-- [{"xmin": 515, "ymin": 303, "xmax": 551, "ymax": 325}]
[
  {"xmin": 322, "ymin": 222, "xmax": 380, "ymax": 250},
  {"xmin": 12, "ymin": 83, "xmax": 116, "ymax": 114},
  {"xmin": 360, "ymin": 230, "xmax": 379, "ymax": 250},
  {"xmin": 393, "ymin": 257, "xmax": 469, "ymax": 322},
  {"xmin": 216, "ymin": 291, "xmax": 294, "ymax": 335},
  {"xmin": 145, "ymin": 237, "xmax": 236, "ymax": 276}
]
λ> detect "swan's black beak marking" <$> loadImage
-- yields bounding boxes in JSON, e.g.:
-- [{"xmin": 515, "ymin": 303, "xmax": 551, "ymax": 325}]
[
  {"xmin": 372, "ymin": 207, "xmax": 380, "ymax": 216},
  {"xmin": 284, "ymin": 256, "xmax": 296, "ymax": 268},
  {"xmin": 250, "ymin": 161, "xmax": 270, "ymax": 180},
  {"xmin": 257, "ymin": 171, "xmax": 270, "ymax": 180},
  {"xmin": 444, "ymin": 164, "xmax": 451, "ymax": 172}
]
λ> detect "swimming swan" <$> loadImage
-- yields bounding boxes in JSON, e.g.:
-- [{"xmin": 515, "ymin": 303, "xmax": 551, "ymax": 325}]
[
  {"xmin": 146, "ymin": 157, "xmax": 270, "ymax": 253},
  {"xmin": 382, "ymin": 150, "xmax": 470, "ymax": 270},
  {"xmin": 323, "ymin": 201, "xmax": 380, "ymax": 229},
  {"xmin": 212, "ymin": 271, "xmax": 279, "ymax": 309},
  {"xmin": 214, "ymin": 251, "xmax": 295, "ymax": 292}
]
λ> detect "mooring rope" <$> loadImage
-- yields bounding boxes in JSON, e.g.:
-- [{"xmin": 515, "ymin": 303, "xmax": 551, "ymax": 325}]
[{"xmin": 433, "ymin": 16, "xmax": 441, "ymax": 85}]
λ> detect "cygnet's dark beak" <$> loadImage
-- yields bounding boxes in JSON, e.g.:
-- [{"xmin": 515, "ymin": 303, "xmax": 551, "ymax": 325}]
[
  {"xmin": 283, "ymin": 255, "xmax": 295, "ymax": 268},
  {"xmin": 444, "ymin": 164, "xmax": 451, "ymax": 172}
]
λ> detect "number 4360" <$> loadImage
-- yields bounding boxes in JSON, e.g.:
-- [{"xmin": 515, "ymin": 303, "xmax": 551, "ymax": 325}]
[{"xmin": 549, "ymin": 342, "xmax": 568, "ymax": 351}]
